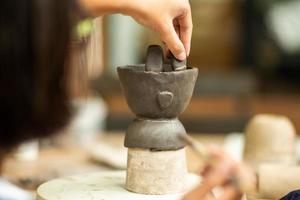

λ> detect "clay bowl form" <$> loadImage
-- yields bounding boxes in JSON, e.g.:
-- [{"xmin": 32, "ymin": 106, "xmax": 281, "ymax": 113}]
[{"xmin": 117, "ymin": 65, "xmax": 198, "ymax": 119}]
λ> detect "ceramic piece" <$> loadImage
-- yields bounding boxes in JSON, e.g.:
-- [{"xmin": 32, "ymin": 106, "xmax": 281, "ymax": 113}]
[
  {"xmin": 258, "ymin": 164, "xmax": 300, "ymax": 199},
  {"xmin": 157, "ymin": 91, "xmax": 174, "ymax": 109},
  {"xmin": 126, "ymin": 148, "xmax": 188, "ymax": 195},
  {"xmin": 117, "ymin": 67, "xmax": 197, "ymax": 150},
  {"xmin": 170, "ymin": 54, "xmax": 187, "ymax": 71},
  {"xmin": 117, "ymin": 65, "xmax": 198, "ymax": 119},
  {"xmin": 117, "ymin": 45, "xmax": 198, "ymax": 195},
  {"xmin": 145, "ymin": 45, "xmax": 164, "ymax": 72},
  {"xmin": 124, "ymin": 118, "xmax": 187, "ymax": 150},
  {"xmin": 243, "ymin": 114, "xmax": 296, "ymax": 171}
]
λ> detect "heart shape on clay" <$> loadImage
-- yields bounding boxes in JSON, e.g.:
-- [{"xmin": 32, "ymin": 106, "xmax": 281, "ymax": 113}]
[{"xmin": 157, "ymin": 91, "xmax": 174, "ymax": 109}]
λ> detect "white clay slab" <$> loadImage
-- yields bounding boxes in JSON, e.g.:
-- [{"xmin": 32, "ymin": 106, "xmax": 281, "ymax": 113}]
[
  {"xmin": 223, "ymin": 133, "xmax": 300, "ymax": 162},
  {"xmin": 37, "ymin": 171, "xmax": 200, "ymax": 200}
]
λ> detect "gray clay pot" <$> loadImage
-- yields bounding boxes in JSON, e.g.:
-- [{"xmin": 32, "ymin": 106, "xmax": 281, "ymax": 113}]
[
  {"xmin": 117, "ymin": 45, "xmax": 198, "ymax": 150},
  {"xmin": 117, "ymin": 65, "xmax": 198, "ymax": 119}
]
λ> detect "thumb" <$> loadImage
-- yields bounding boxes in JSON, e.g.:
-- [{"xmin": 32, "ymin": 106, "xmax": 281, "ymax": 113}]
[{"xmin": 160, "ymin": 22, "xmax": 186, "ymax": 61}]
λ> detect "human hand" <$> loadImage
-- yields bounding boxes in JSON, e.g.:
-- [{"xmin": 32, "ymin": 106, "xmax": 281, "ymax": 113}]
[
  {"xmin": 125, "ymin": 0, "xmax": 192, "ymax": 61},
  {"xmin": 80, "ymin": 0, "xmax": 192, "ymax": 61},
  {"xmin": 183, "ymin": 146, "xmax": 256, "ymax": 200}
]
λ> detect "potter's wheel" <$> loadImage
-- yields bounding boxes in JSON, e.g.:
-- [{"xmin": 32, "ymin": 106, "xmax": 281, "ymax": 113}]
[{"xmin": 36, "ymin": 171, "xmax": 200, "ymax": 200}]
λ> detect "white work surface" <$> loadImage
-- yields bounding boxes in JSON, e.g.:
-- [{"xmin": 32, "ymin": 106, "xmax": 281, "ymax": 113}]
[
  {"xmin": 36, "ymin": 171, "xmax": 200, "ymax": 200},
  {"xmin": 35, "ymin": 133, "xmax": 243, "ymax": 200},
  {"xmin": 9, "ymin": 133, "xmax": 300, "ymax": 200}
]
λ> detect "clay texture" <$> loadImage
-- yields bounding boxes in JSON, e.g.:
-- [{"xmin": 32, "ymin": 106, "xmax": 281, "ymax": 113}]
[
  {"xmin": 117, "ymin": 65, "xmax": 197, "ymax": 150},
  {"xmin": 117, "ymin": 44, "xmax": 198, "ymax": 151},
  {"xmin": 170, "ymin": 54, "xmax": 187, "ymax": 71},
  {"xmin": 126, "ymin": 148, "xmax": 188, "ymax": 195},
  {"xmin": 117, "ymin": 45, "xmax": 198, "ymax": 195},
  {"xmin": 243, "ymin": 114, "xmax": 296, "ymax": 170},
  {"xmin": 124, "ymin": 118, "xmax": 187, "ymax": 150},
  {"xmin": 117, "ymin": 65, "xmax": 198, "ymax": 119},
  {"xmin": 258, "ymin": 164, "xmax": 300, "ymax": 199},
  {"xmin": 145, "ymin": 45, "xmax": 164, "ymax": 72}
]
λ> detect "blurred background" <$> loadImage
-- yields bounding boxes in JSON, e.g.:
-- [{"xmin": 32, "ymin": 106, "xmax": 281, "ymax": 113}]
[
  {"xmin": 87, "ymin": 0, "xmax": 300, "ymax": 133},
  {"xmin": 2, "ymin": 0, "xmax": 300, "ymax": 199}
]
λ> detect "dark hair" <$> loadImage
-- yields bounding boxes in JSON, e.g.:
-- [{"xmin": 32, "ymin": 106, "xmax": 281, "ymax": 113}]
[{"xmin": 0, "ymin": 0, "xmax": 72, "ymax": 150}]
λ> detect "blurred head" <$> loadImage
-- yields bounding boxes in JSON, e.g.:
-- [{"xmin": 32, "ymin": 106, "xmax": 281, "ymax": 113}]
[{"xmin": 0, "ymin": 0, "xmax": 73, "ymax": 151}]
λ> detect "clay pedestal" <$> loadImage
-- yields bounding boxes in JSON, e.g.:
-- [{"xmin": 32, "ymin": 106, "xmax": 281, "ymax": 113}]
[{"xmin": 126, "ymin": 148, "xmax": 188, "ymax": 195}]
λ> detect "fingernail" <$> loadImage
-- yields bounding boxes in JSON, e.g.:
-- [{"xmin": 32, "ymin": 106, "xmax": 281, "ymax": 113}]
[{"xmin": 177, "ymin": 51, "xmax": 186, "ymax": 61}]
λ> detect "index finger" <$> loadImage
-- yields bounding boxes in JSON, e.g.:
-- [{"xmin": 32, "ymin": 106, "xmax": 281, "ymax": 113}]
[
  {"xmin": 178, "ymin": 5, "xmax": 193, "ymax": 56},
  {"xmin": 183, "ymin": 158, "xmax": 235, "ymax": 200},
  {"xmin": 160, "ymin": 21, "xmax": 186, "ymax": 60}
]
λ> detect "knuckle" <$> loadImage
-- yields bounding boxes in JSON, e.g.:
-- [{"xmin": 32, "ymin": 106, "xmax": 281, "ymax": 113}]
[
  {"xmin": 190, "ymin": 23, "xmax": 193, "ymax": 29},
  {"xmin": 181, "ymin": 3, "xmax": 191, "ymax": 14},
  {"xmin": 182, "ymin": 22, "xmax": 193, "ymax": 31},
  {"xmin": 204, "ymin": 177, "xmax": 217, "ymax": 188},
  {"xmin": 160, "ymin": 25, "xmax": 170, "ymax": 36},
  {"xmin": 180, "ymin": 8, "xmax": 189, "ymax": 18},
  {"xmin": 172, "ymin": 44, "xmax": 183, "ymax": 54},
  {"xmin": 159, "ymin": 22, "xmax": 171, "ymax": 36}
]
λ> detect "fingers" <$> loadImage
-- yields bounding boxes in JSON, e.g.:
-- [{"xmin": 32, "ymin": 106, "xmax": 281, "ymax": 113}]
[
  {"xmin": 217, "ymin": 185, "xmax": 242, "ymax": 200},
  {"xmin": 235, "ymin": 163, "xmax": 257, "ymax": 193},
  {"xmin": 160, "ymin": 22, "xmax": 186, "ymax": 61},
  {"xmin": 178, "ymin": 6, "xmax": 193, "ymax": 56},
  {"xmin": 183, "ymin": 159, "xmax": 234, "ymax": 200},
  {"xmin": 124, "ymin": 0, "xmax": 192, "ymax": 61},
  {"xmin": 183, "ymin": 185, "xmax": 216, "ymax": 200},
  {"xmin": 203, "ymin": 158, "xmax": 236, "ymax": 189},
  {"xmin": 184, "ymin": 145, "xmax": 254, "ymax": 200},
  {"xmin": 161, "ymin": 9, "xmax": 192, "ymax": 61},
  {"xmin": 184, "ymin": 147, "xmax": 238, "ymax": 199}
]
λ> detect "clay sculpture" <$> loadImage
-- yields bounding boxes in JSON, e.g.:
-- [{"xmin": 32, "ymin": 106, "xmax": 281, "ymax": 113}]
[
  {"xmin": 243, "ymin": 114, "xmax": 296, "ymax": 171},
  {"xmin": 117, "ymin": 45, "xmax": 198, "ymax": 194}
]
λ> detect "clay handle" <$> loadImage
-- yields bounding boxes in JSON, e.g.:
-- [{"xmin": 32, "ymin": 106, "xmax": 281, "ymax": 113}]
[
  {"xmin": 145, "ymin": 45, "xmax": 164, "ymax": 72},
  {"xmin": 170, "ymin": 54, "xmax": 187, "ymax": 71}
]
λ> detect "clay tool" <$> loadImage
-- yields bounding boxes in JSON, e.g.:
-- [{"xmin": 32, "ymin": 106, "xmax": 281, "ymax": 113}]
[
  {"xmin": 178, "ymin": 134, "xmax": 210, "ymax": 162},
  {"xmin": 178, "ymin": 134, "xmax": 257, "ymax": 194},
  {"xmin": 170, "ymin": 54, "xmax": 187, "ymax": 71}
]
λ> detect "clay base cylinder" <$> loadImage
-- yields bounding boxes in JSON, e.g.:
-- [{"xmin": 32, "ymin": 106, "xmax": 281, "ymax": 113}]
[
  {"xmin": 245, "ymin": 194, "xmax": 270, "ymax": 200},
  {"xmin": 258, "ymin": 164, "xmax": 300, "ymax": 199},
  {"xmin": 126, "ymin": 148, "xmax": 188, "ymax": 195}
]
